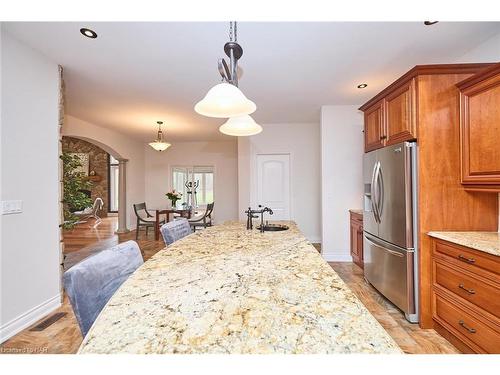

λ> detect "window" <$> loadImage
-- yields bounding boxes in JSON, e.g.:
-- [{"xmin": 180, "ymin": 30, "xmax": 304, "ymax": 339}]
[
  {"xmin": 108, "ymin": 155, "xmax": 119, "ymax": 212},
  {"xmin": 171, "ymin": 166, "xmax": 214, "ymax": 208}
]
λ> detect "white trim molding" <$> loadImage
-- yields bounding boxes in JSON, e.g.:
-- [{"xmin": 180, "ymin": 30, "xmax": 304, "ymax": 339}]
[
  {"xmin": 322, "ymin": 252, "xmax": 353, "ymax": 262},
  {"xmin": 0, "ymin": 294, "xmax": 61, "ymax": 343}
]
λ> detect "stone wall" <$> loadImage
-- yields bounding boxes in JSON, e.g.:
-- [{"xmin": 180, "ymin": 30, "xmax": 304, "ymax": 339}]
[{"xmin": 62, "ymin": 136, "xmax": 109, "ymax": 215}]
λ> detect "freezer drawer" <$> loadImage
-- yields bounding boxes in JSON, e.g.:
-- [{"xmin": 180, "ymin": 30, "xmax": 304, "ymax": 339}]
[{"xmin": 364, "ymin": 233, "xmax": 416, "ymax": 315}]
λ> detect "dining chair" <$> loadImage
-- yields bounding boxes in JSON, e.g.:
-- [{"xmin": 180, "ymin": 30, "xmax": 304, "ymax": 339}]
[
  {"xmin": 62, "ymin": 240, "xmax": 144, "ymax": 337},
  {"xmin": 188, "ymin": 202, "xmax": 214, "ymax": 232},
  {"xmin": 73, "ymin": 197, "xmax": 104, "ymax": 228},
  {"xmin": 133, "ymin": 202, "xmax": 164, "ymax": 240},
  {"xmin": 160, "ymin": 218, "xmax": 192, "ymax": 245}
]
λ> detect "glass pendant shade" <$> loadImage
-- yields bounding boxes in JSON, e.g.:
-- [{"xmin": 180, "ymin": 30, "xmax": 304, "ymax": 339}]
[
  {"xmin": 195, "ymin": 82, "xmax": 256, "ymax": 118},
  {"xmin": 149, "ymin": 122, "xmax": 171, "ymax": 151},
  {"xmin": 149, "ymin": 140, "xmax": 171, "ymax": 152},
  {"xmin": 219, "ymin": 115, "xmax": 263, "ymax": 137}
]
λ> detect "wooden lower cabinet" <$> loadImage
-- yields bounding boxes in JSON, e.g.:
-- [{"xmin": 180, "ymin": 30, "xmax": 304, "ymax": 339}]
[
  {"xmin": 431, "ymin": 238, "xmax": 500, "ymax": 353},
  {"xmin": 349, "ymin": 211, "xmax": 364, "ymax": 269}
]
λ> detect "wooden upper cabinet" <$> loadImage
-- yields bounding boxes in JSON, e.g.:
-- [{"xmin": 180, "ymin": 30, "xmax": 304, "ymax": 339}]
[
  {"xmin": 364, "ymin": 100, "xmax": 385, "ymax": 152},
  {"xmin": 360, "ymin": 64, "xmax": 495, "ymax": 154},
  {"xmin": 457, "ymin": 63, "xmax": 500, "ymax": 191},
  {"xmin": 385, "ymin": 78, "xmax": 417, "ymax": 145}
]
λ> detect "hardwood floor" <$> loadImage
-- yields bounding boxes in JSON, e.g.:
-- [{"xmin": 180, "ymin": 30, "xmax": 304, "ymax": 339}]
[
  {"xmin": 1, "ymin": 218, "xmax": 458, "ymax": 354},
  {"xmin": 329, "ymin": 262, "xmax": 459, "ymax": 354}
]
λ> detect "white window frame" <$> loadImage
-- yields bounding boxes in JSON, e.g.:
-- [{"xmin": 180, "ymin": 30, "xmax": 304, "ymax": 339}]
[{"xmin": 170, "ymin": 165, "xmax": 215, "ymax": 208}]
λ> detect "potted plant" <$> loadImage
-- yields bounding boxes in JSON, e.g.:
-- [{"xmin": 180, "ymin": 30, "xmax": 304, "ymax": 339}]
[
  {"xmin": 166, "ymin": 190, "xmax": 182, "ymax": 209},
  {"xmin": 60, "ymin": 152, "xmax": 93, "ymax": 229}
]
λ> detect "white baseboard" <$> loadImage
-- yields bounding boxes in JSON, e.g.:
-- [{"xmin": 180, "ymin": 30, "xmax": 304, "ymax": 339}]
[
  {"xmin": 0, "ymin": 294, "xmax": 61, "ymax": 343},
  {"xmin": 322, "ymin": 253, "xmax": 353, "ymax": 262},
  {"xmin": 307, "ymin": 237, "xmax": 322, "ymax": 244}
]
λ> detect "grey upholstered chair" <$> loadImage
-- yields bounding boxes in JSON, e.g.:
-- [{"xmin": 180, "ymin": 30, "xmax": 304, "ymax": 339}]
[
  {"xmin": 62, "ymin": 240, "xmax": 144, "ymax": 337},
  {"xmin": 160, "ymin": 218, "xmax": 192, "ymax": 245}
]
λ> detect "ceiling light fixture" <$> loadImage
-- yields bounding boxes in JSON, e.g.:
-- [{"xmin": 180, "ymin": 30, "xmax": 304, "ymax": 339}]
[
  {"xmin": 424, "ymin": 21, "xmax": 439, "ymax": 25},
  {"xmin": 195, "ymin": 22, "xmax": 261, "ymax": 137},
  {"xmin": 148, "ymin": 121, "xmax": 171, "ymax": 152},
  {"xmin": 219, "ymin": 115, "xmax": 263, "ymax": 137},
  {"xmin": 80, "ymin": 28, "xmax": 98, "ymax": 39},
  {"xmin": 357, "ymin": 83, "xmax": 368, "ymax": 89}
]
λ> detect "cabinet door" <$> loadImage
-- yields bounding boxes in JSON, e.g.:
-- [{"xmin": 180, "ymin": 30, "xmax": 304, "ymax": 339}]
[
  {"xmin": 364, "ymin": 101, "xmax": 385, "ymax": 152},
  {"xmin": 385, "ymin": 78, "xmax": 417, "ymax": 145},
  {"xmin": 356, "ymin": 225, "xmax": 364, "ymax": 267},
  {"xmin": 350, "ymin": 220, "xmax": 359, "ymax": 261},
  {"xmin": 460, "ymin": 72, "xmax": 500, "ymax": 188},
  {"xmin": 350, "ymin": 219, "xmax": 363, "ymax": 268}
]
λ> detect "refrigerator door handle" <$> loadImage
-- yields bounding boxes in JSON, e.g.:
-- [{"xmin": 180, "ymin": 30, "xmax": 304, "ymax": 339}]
[
  {"xmin": 370, "ymin": 162, "xmax": 380, "ymax": 223},
  {"xmin": 376, "ymin": 163, "xmax": 384, "ymax": 219},
  {"xmin": 365, "ymin": 237, "xmax": 404, "ymax": 257}
]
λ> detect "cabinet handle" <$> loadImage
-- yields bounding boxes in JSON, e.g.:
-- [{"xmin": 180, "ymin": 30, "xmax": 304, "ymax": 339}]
[
  {"xmin": 380, "ymin": 135, "xmax": 387, "ymax": 140},
  {"xmin": 458, "ymin": 320, "xmax": 476, "ymax": 334},
  {"xmin": 458, "ymin": 284, "xmax": 475, "ymax": 295},
  {"xmin": 458, "ymin": 254, "xmax": 475, "ymax": 264}
]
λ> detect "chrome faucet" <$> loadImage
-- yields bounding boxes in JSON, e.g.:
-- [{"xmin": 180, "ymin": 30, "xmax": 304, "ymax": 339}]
[{"xmin": 245, "ymin": 205, "xmax": 274, "ymax": 232}]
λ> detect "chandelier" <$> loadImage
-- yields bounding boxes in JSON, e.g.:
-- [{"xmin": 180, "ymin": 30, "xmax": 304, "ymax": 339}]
[
  {"xmin": 148, "ymin": 121, "xmax": 171, "ymax": 152},
  {"xmin": 195, "ymin": 22, "xmax": 262, "ymax": 136}
]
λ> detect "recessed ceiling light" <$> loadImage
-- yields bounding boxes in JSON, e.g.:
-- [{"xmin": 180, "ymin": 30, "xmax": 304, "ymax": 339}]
[
  {"xmin": 424, "ymin": 21, "xmax": 439, "ymax": 26},
  {"xmin": 80, "ymin": 28, "xmax": 97, "ymax": 39},
  {"xmin": 357, "ymin": 83, "xmax": 368, "ymax": 89}
]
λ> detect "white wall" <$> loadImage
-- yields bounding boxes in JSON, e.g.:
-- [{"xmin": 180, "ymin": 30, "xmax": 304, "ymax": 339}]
[
  {"xmin": 1, "ymin": 31, "xmax": 61, "ymax": 342},
  {"xmin": 144, "ymin": 141, "xmax": 238, "ymax": 223},
  {"xmin": 62, "ymin": 115, "xmax": 145, "ymax": 229},
  {"xmin": 456, "ymin": 31, "xmax": 500, "ymax": 63},
  {"xmin": 320, "ymin": 106, "xmax": 363, "ymax": 261},
  {"xmin": 238, "ymin": 123, "xmax": 321, "ymax": 242}
]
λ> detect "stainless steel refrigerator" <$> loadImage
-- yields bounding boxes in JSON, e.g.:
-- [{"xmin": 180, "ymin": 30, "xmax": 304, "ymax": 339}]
[{"xmin": 363, "ymin": 141, "xmax": 419, "ymax": 323}]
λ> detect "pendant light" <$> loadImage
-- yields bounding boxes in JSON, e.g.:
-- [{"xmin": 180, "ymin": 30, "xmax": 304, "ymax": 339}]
[
  {"xmin": 148, "ymin": 121, "xmax": 171, "ymax": 152},
  {"xmin": 194, "ymin": 22, "xmax": 257, "ymax": 119},
  {"xmin": 219, "ymin": 115, "xmax": 262, "ymax": 136}
]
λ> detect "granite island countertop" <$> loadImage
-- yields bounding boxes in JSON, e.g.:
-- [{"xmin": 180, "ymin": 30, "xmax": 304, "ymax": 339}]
[
  {"xmin": 78, "ymin": 221, "xmax": 401, "ymax": 354},
  {"xmin": 428, "ymin": 231, "xmax": 500, "ymax": 257}
]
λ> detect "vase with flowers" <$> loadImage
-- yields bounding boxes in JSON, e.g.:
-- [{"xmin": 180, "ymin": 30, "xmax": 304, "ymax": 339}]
[{"xmin": 166, "ymin": 190, "xmax": 183, "ymax": 209}]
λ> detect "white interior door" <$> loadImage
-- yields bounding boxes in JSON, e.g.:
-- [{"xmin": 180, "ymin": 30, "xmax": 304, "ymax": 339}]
[{"xmin": 256, "ymin": 154, "xmax": 291, "ymax": 220}]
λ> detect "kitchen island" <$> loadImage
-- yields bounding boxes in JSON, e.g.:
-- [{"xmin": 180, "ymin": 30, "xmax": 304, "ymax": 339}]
[{"xmin": 78, "ymin": 221, "xmax": 401, "ymax": 354}]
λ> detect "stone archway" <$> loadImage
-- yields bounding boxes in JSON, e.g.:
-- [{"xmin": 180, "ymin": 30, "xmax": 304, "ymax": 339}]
[{"xmin": 63, "ymin": 135, "xmax": 129, "ymax": 234}]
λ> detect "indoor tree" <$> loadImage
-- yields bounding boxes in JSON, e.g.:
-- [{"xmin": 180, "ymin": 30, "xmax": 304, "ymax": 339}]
[{"xmin": 60, "ymin": 152, "xmax": 93, "ymax": 229}]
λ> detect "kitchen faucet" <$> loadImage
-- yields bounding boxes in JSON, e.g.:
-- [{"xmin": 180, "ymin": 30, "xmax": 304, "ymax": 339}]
[{"xmin": 245, "ymin": 205, "xmax": 274, "ymax": 232}]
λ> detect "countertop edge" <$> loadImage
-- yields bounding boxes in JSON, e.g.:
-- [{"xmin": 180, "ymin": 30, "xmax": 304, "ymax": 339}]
[{"xmin": 427, "ymin": 231, "xmax": 500, "ymax": 257}]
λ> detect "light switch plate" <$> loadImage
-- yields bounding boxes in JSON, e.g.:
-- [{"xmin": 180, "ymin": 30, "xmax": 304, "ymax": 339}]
[{"xmin": 1, "ymin": 200, "xmax": 23, "ymax": 215}]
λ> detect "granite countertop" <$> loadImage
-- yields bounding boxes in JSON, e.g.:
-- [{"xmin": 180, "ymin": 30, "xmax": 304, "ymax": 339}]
[
  {"xmin": 349, "ymin": 209, "xmax": 364, "ymax": 216},
  {"xmin": 428, "ymin": 231, "xmax": 500, "ymax": 257},
  {"xmin": 78, "ymin": 221, "xmax": 401, "ymax": 354}
]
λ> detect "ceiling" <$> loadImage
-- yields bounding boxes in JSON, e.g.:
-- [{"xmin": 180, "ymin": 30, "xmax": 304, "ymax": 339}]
[{"xmin": 4, "ymin": 22, "xmax": 500, "ymax": 141}]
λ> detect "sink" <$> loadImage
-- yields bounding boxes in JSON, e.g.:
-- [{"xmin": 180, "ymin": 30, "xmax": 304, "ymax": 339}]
[{"xmin": 256, "ymin": 224, "xmax": 289, "ymax": 232}]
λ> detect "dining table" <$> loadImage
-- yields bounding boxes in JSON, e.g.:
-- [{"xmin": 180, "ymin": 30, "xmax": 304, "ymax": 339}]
[{"xmin": 154, "ymin": 208, "xmax": 192, "ymax": 241}]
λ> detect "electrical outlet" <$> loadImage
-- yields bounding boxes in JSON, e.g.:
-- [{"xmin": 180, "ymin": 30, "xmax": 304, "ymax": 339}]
[{"xmin": 1, "ymin": 200, "xmax": 23, "ymax": 215}]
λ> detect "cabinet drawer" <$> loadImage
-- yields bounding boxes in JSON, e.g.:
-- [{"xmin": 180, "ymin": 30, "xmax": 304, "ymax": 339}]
[
  {"xmin": 434, "ymin": 260, "xmax": 500, "ymax": 318},
  {"xmin": 433, "ymin": 240, "xmax": 500, "ymax": 277},
  {"xmin": 433, "ymin": 293, "xmax": 500, "ymax": 353}
]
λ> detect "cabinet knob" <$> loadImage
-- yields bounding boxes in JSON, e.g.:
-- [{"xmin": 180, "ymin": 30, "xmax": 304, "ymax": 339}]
[{"xmin": 380, "ymin": 135, "xmax": 387, "ymax": 140}]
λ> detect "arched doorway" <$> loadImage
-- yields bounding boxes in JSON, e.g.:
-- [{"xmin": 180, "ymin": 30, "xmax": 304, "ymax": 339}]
[{"xmin": 61, "ymin": 135, "xmax": 129, "ymax": 234}]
